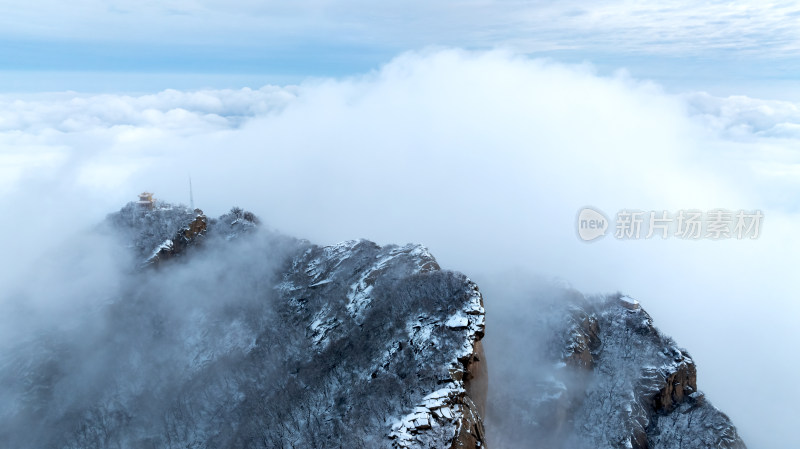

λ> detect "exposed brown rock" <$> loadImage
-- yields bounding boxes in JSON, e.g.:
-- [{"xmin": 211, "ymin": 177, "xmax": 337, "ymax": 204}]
[
  {"xmin": 147, "ymin": 212, "xmax": 207, "ymax": 266},
  {"xmin": 653, "ymin": 356, "xmax": 697, "ymax": 413},
  {"xmin": 464, "ymin": 340, "xmax": 488, "ymax": 418},
  {"xmin": 564, "ymin": 310, "xmax": 600, "ymax": 370},
  {"xmin": 452, "ymin": 395, "xmax": 487, "ymax": 449},
  {"xmin": 453, "ymin": 291, "xmax": 488, "ymax": 449}
]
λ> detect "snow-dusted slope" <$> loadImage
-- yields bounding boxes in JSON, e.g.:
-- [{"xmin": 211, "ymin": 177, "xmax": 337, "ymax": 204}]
[
  {"xmin": 486, "ymin": 286, "xmax": 746, "ymax": 449},
  {"xmin": 106, "ymin": 201, "xmax": 260, "ymax": 266},
  {"xmin": 0, "ymin": 203, "xmax": 487, "ymax": 449},
  {"xmin": 1, "ymin": 201, "xmax": 745, "ymax": 449},
  {"xmin": 277, "ymin": 239, "xmax": 487, "ymax": 448}
]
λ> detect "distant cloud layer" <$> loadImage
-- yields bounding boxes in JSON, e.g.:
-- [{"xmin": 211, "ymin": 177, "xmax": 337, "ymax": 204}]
[
  {"xmin": 687, "ymin": 91, "xmax": 800, "ymax": 139},
  {"xmin": 2, "ymin": 1, "xmax": 799, "ymax": 56},
  {"xmin": 1, "ymin": 0, "xmax": 800, "ymax": 83},
  {"xmin": 0, "ymin": 87, "xmax": 294, "ymax": 133},
  {"xmin": 0, "ymin": 49, "xmax": 797, "ymax": 447}
]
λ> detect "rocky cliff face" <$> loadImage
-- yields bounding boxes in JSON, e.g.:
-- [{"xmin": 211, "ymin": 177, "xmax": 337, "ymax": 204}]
[
  {"xmin": 485, "ymin": 285, "xmax": 746, "ymax": 449},
  {"xmin": 107, "ymin": 202, "xmax": 260, "ymax": 266},
  {"xmin": 282, "ymin": 240, "xmax": 487, "ymax": 448}
]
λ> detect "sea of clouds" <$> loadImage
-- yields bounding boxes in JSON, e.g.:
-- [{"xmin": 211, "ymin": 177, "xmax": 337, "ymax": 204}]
[{"xmin": 1, "ymin": 49, "xmax": 797, "ymax": 447}]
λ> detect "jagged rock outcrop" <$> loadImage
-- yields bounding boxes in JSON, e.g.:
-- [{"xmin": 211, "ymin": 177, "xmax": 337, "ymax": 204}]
[
  {"xmin": 281, "ymin": 240, "xmax": 487, "ymax": 449},
  {"xmin": 0, "ymin": 202, "xmax": 487, "ymax": 449},
  {"xmin": 145, "ymin": 211, "xmax": 208, "ymax": 265},
  {"xmin": 486, "ymin": 288, "xmax": 746, "ymax": 449},
  {"xmin": 107, "ymin": 201, "xmax": 260, "ymax": 267}
]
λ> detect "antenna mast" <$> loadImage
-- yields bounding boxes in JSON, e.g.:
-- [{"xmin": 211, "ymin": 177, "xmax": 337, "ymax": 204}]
[{"xmin": 189, "ymin": 176, "xmax": 195, "ymax": 210}]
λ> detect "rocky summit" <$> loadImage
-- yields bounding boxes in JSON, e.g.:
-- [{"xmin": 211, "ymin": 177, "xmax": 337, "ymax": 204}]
[
  {"xmin": 0, "ymin": 200, "xmax": 745, "ymax": 448},
  {"xmin": 486, "ymin": 285, "xmax": 746, "ymax": 449}
]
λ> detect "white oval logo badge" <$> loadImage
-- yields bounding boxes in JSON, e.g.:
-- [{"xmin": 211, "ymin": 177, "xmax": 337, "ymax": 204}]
[{"xmin": 577, "ymin": 207, "xmax": 608, "ymax": 242}]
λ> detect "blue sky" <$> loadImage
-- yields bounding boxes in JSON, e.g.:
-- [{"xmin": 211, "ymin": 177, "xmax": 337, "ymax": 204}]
[{"xmin": 2, "ymin": 0, "xmax": 800, "ymax": 96}]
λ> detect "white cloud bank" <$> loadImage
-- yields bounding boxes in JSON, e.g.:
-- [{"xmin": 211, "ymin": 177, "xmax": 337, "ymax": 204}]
[{"xmin": 1, "ymin": 49, "xmax": 798, "ymax": 447}]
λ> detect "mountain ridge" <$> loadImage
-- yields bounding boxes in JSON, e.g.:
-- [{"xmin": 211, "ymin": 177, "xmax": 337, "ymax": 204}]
[{"xmin": 0, "ymin": 200, "xmax": 746, "ymax": 449}]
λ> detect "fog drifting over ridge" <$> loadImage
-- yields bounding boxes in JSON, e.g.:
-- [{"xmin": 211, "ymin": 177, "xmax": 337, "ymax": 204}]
[{"xmin": 1, "ymin": 49, "xmax": 798, "ymax": 447}]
